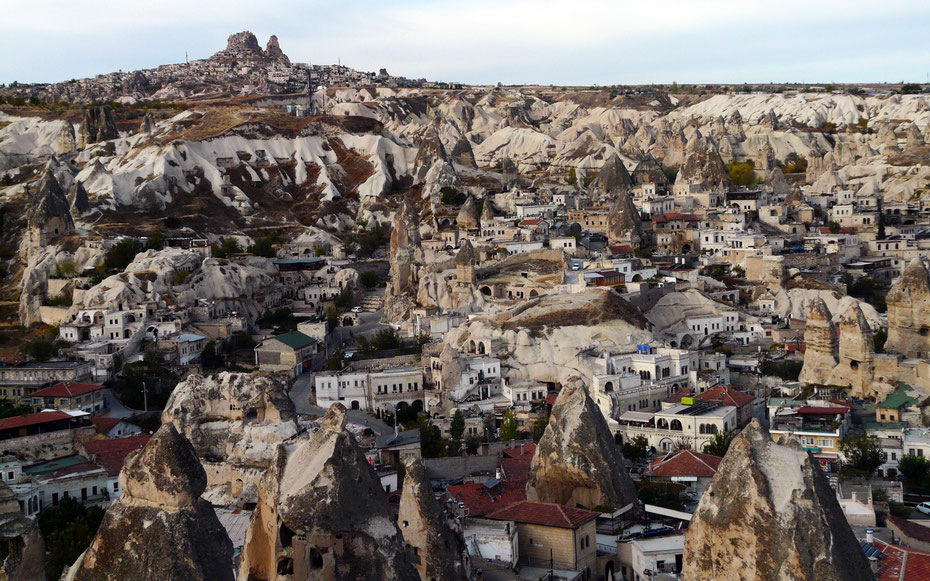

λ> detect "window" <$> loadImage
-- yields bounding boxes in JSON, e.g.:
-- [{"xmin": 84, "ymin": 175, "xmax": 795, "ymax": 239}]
[{"xmin": 820, "ymin": 439, "xmax": 833, "ymax": 449}]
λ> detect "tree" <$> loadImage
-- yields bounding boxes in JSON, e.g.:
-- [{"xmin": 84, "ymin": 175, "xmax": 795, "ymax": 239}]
[
  {"xmin": 532, "ymin": 415, "xmax": 549, "ymax": 441},
  {"xmin": 840, "ymin": 434, "xmax": 887, "ymax": 477},
  {"xmin": 898, "ymin": 454, "xmax": 930, "ymax": 486},
  {"xmin": 500, "ymin": 410, "xmax": 518, "ymax": 441},
  {"xmin": 726, "ymin": 160, "xmax": 757, "ymax": 186},
  {"xmin": 483, "ymin": 414, "xmax": 497, "ymax": 442},
  {"xmin": 326, "ymin": 351, "xmax": 346, "ymax": 371},
  {"xmin": 418, "ymin": 417, "xmax": 445, "ymax": 458},
  {"xmin": 0, "ymin": 399, "xmax": 34, "ymax": 419},
  {"xmin": 704, "ymin": 430, "xmax": 737, "ymax": 457},
  {"xmin": 20, "ymin": 339, "xmax": 60, "ymax": 362},
  {"xmin": 146, "ymin": 230, "xmax": 164, "ymax": 250},
  {"xmin": 200, "ymin": 340, "xmax": 225, "ymax": 369},
  {"xmin": 248, "ymin": 233, "xmax": 278, "ymax": 258},
  {"xmin": 212, "ymin": 237, "xmax": 241, "ymax": 259},
  {"xmin": 103, "ymin": 238, "xmax": 144, "ymax": 271},
  {"xmin": 450, "ymin": 410, "xmax": 465, "ymax": 442},
  {"xmin": 874, "ymin": 328, "xmax": 888, "ymax": 353},
  {"xmin": 38, "ymin": 497, "xmax": 105, "ymax": 580},
  {"xmin": 360, "ymin": 271, "xmax": 380, "ymax": 288},
  {"xmin": 622, "ymin": 435, "xmax": 650, "ymax": 462}
]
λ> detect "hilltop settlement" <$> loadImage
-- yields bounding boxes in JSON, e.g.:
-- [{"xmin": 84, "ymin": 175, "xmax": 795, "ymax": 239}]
[{"xmin": 2, "ymin": 30, "xmax": 930, "ymax": 581}]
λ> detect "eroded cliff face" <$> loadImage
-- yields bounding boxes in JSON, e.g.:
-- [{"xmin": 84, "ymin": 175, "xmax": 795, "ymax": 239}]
[
  {"xmin": 397, "ymin": 459, "xmax": 472, "ymax": 581},
  {"xmin": 886, "ymin": 258, "xmax": 930, "ymax": 358},
  {"xmin": 384, "ymin": 198, "xmax": 425, "ymax": 323},
  {"xmin": 238, "ymin": 404, "xmax": 419, "ymax": 581},
  {"xmin": 66, "ymin": 425, "xmax": 234, "ymax": 581},
  {"xmin": 526, "ymin": 379, "xmax": 637, "ymax": 510},
  {"xmin": 683, "ymin": 419, "xmax": 871, "ymax": 581},
  {"xmin": 161, "ymin": 372, "xmax": 301, "ymax": 503},
  {"xmin": 798, "ymin": 297, "xmax": 839, "ymax": 385}
]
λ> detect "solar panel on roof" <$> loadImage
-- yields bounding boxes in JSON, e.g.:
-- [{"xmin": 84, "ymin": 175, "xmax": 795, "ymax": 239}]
[
  {"xmin": 859, "ymin": 541, "xmax": 883, "ymax": 560},
  {"xmin": 484, "ymin": 478, "xmax": 501, "ymax": 490}
]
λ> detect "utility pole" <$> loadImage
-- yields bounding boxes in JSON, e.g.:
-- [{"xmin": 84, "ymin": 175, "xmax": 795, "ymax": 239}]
[{"xmin": 142, "ymin": 381, "xmax": 148, "ymax": 412}]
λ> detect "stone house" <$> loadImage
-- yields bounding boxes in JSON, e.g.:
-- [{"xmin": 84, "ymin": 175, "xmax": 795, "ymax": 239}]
[
  {"xmin": 254, "ymin": 330, "xmax": 318, "ymax": 377},
  {"xmin": 29, "ymin": 382, "xmax": 105, "ymax": 413}
]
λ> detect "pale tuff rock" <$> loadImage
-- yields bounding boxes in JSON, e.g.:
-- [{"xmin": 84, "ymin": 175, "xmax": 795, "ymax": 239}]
[
  {"xmin": 450, "ymin": 136, "xmax": 477, "ymax": 168},
  {"xmin": 683, "ymin": 419, "xmax": 871, "ymax": 581},
  {"xmin": 140, "ymin": 112, "xmax": 156, "ymax": 134},
  {"xmin": 384, "ymin": 198, "xmax": 425, "ymax": 322},
  {"xmin": 878, "ymin": 122, "xmax": 899, "ymax": 150},
  {"xmin": 905, "ymin": 124, "xmax": 926, "ymax": 150},
  {"xmin": 757, "ymin": 140, "xmax": 776, "ymax": 171},
  {"xmin": 398, "ymin": 458, "xmax": 472, "ymax": 581},
  {"xmin": 479, "ymin": 196, "xmax": 496, "ymax": 223},
  {"xmin": 238, "ymin": 404, "xmax": 419, "ymax": 581},
  {"xmin": 264, "ymin": 35, "xmax": 290, "ymax": 66},
  {"xmin": 57, "ymin": 122, "xmax": 76, "ymax": 154},
  {"xmin": 675, "ymin": 131, "xmax": 733, "ymax": 192},
  {"xmin": 606, "ymin": 187, "xmax": 645, "ymax": 249},
  {"xmin": 413, "ymin": 126, "xmax": 448, "ymax": 182},
  {"xmin": 456, "ymin": 195, "xmax": 480, "ymax": 230},
  {"xmin": 67, "ymin": 425, "xmax": 234, "ymax": 581},
  {"xmin": 26, "ymin": 168, "xmax": 74, "ymax": 235},
  {"xmin": 811, "ymin": 302, "xmax": 878, "ymax": 396},
  {"xmin": 886, "ymin": 258, "xmax": 930, "ymax": 358},
  {"xmin": 67, "ymin": 181, "xmax": 90, "ymax": 215},
  {"xmin": 78, "ymin": 105, "xmax": 118, "ymax": 146},
  {"xmin": 0, "ymin": 481, "xmax": 45, "ymax": 581},
  {"xmin": 784, "ymin": 185, "xmax": 805, "ymax": 206},
  {"xmin": 798, "ymin": 297, "xmax": 838, "ymax": 385},
  {"xmin": 162, "ymin": 372, "xmax": 300, "ymax": 501},
  {"xmin": 526, "ymin": 378, "xmax": 637, "ymax": 510},
  {"xmin": 592, "ymin": 153, "xmax": 633, "ymax": 195}
]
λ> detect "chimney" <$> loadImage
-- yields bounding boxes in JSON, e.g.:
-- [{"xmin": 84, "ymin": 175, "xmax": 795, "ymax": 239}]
[
  {"xmin": 520, "ymin": 443, "xmax": 526, "ymax": 455},
  {"xmin": 495, "ymin": 468, "xmax": 502, "ymax": 480},
  {"xmin": 865, "ymin": 527, "xmax": 874, "ymax": 544}
]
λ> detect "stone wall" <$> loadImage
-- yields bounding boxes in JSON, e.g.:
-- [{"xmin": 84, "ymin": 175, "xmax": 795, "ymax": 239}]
[{"xmin": 0, "ymin": 426, "xmax": 95, "ymax": 462}]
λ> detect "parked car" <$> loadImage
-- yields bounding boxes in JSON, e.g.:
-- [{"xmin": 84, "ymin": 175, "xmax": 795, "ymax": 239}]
[
  {"xmin": 351, "ymin": 306, "xmax": 362, "ymax": 313},
  {"xmin": 917, "ymin": 502, "xmax": 930, "ymax": 515}
]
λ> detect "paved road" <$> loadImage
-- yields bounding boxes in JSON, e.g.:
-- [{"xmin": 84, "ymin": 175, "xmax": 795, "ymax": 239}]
[{"xmin": 100, "ymin": 388, "xmax": 143, "ymax": 419}]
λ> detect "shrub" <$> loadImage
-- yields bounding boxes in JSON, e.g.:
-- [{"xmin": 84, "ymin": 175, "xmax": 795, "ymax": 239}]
[
  {"xmin": 172, "ymin": 269, "xmax": 190, "ymax": 285},
  {"xmin": 726, "ymin": 160, "xmax": 757, "ymax": 186},
  {"xmin": 212, "ymin": 237, "xmax": 242, "ymax": 259},
  {"xmin": 360, "ymin": 271, "xmax": 380, "ymax": 288},
  {"xmin": 103, "ymin": 238, "xmax": 144, "ymax": 271}
]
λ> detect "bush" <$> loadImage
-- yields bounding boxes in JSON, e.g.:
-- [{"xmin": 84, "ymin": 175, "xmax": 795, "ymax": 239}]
[
  {"xmin": 727, "ymin": 160, "xmax": 757, "ymax": 186},
  {"xmin": 54, "ymin": 259, "xmax": 77, "ymax": 278},
  {"xmin": 371, "ymin": 328, "xmax": 401, "ymax": 351},
  {"xmin": 20, "ymin": 339, "xmax": 60, "ymax": 362},
  {"xmin": 38, "ymin": 497, "xmax": 105, "ymax": 580},
  {"xmin": 103, "ymin": 238, "xmax": 144, "ymax": 271},
  {"xmin": 46, "ymin": 293, "xmax": 72, "ymax": 307},
  {"xmin": 0, "ymin": 399, "xmax": 34, "ymax": 419},
  {"xmin": 622, "ymin": 435, "xmax": 650, "ymax": 462},
  {"xmin": 760, "ymin": 359, "xmax": 803, "ymax": 381},
  {"xmin": 212, "ymin": 237, "xmax": 242, "ymax": 259},
  {"xmin": 440, "ymin": 187, "xmax": 465, "ymax": 205},
  {"xmin": 145, "ymin": 230, "xmax": 164, "ymax": 250},
  {"xmin": 172, "ymin": 269, "xmax": 190, "ymax": 285},
  {"xmin": 360, "ymin": 271, "xmax": 380, "ymax": 288},
  {"xmin": 248, "ymin": 233, "xmax": 278, "ymax": 258}
]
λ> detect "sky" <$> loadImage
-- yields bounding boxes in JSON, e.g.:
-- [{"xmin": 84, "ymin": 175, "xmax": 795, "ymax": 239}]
[{"xmin": 2, "ymin": 0, "xmax": 929, "ymax": 86}]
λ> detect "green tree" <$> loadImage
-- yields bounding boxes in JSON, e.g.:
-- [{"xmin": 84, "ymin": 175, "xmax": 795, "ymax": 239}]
[
  {"xmin": 532, "ymin": 415, "xmax": 549, "ymax": 442},
  {"xmin": 500, "ymin": 410, "xmax": 518, "ymax": 441},
  {"xmin": 840, "ymin": 434, "xmax": 887, "ymax": 477},
  {"xmin": 483, "ymin": 414, "xmax": 497, "ymax": 442},
  {"xmin": 874, "ymin": 328, "xmax": 888, "ymax": 353},
  {"xmin": 212, "ymin": 237, "xmax": 242, "ymax": 259},
  {"xmin": 248, "ymin": 233, "xmax": 278, "ymax": 258},
  {"xmin": 704, "ymin": 430, "xmax": 737, "ymax": 457},
  {"xmin": 54, "ymin": 259, "xmax": 77, "ymax": 278},
  {"xmin": 726, "ymin": 160, "xmax": 757, "ymax": 186},
  {"xmin": 622, "ymin": 435, "xmax": 651, "ymax": 462},
  {"xmin": 20, "ymin": 339, "xmax": 60, "ymax": 362},
  {"xmin": 146, "ymin": 230, "xmax": 164, "ymax": 250},
  {"xmin": 418, "ymin": 417, "xmax": 446, "ymax": 458},
  {"xmin": 0, "ymin": 399, "xmax": 34, "ymax": 419},
  {"xmin": 360, "ymin": 271, "xmax": 380, "ymax": 288},
  {"xmin": 898, "ymin": 454, "xmax": 930, "ymax": 485},
  {"xmin": 450, "ymin": 409, "xmax": 465, "ymax": 442},
  {"xmin": 38, "ymin": 497, "xmax": 105, "ymax": 580},
  {"xmin": 567, "ymin": 167, "xmax": 577, "ymax": 185},
  {"xmin": 103, "ymin": 238, "xmax": 144, "ymax": 271},
  {"xmin": 326, "ymin": 350, "xmax": 346, "ymax": 371},
  {"xmin": 200, "ymin": 340, "xmax": 225, "ymax": 369}
]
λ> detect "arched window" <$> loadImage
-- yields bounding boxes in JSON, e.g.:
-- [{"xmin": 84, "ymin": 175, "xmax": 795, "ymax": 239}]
[{"xmin": 670, "ymin": 419, "xmax": 683, "ymax": 431}]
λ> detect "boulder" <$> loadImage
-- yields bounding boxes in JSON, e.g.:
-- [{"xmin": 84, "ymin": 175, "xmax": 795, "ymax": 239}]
[
  {"xmin": 526, "ymin": 378, "xmax": 637, "ymax": 510},
  {"xmin": 397, "ymin": 458, "xmax": 471, "ymax": 581},
  {"xmin": 66, "ymin": 425, "xmax": 234, "ymax": 581},
  {"xmin": 238, "ymin": 404, "xmax": 419, "ymax": 581},
  {"xmin": 683, "ymin": 419, "xmax": 871, "ymax": 581}
]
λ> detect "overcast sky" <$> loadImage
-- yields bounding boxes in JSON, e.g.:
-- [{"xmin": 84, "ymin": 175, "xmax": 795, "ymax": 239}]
[{"xmin": 3, "ymin": 0, "xmax": 929, "ymax": 86}]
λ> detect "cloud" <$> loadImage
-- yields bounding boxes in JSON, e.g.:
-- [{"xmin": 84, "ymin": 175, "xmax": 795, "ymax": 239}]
[{"xmin": 2, "ymin": 0, "xmax": 929, "ymax": 85}]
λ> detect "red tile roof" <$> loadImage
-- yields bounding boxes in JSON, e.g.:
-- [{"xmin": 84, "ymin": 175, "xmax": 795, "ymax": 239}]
[
  {"xmin": 90, "ymin": 417, "xmax": 121, "ymax": 433},
  {"xmin": 446, "ymin": 479, "xmax": 527, "ymax": 517},
  {"xmin": 654, "ymin": 212, "xmax": 700, "ymax": 223},
  {"xmin": 487, "ymin": 501, "xmax": 598, "ymax": 529},
  {"xmin": 889, "ymin": 515, "xmax": 930, "ymax": 544},
  {"xmin": 819, "ymin": 226, "xmax": 858, "ymax": 234},
  {"xmin": 501, "ymin": 442, "xmax": 536, "ymax": 481},
  {"xmin": 520, "ymin": 219, "xmax": 542, "ymax": 226},
  {"xmin": 31, "ymin": 382, "xmax": 103, "ymax": 398},
  {"xmin": 646, "ymin": 450, "xmax": 722, "ymax": 478},
  {"xmin": 873, "ymin": 540, "xmax": 930, "ymax": 581},
  {"xmin": 0, "ymin": 411, "xmax": 73, "ymax": 431},
  {"xmin": 82, "ymin": 435, "xmax": 151, "ymax": 477},
  {"xmin": 608, "ymin": 244, "xmax": 634, "ymax": 256},
  {"xmin": 40, "ymin": 461, "xmax": 106, "ymax": 481}
]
